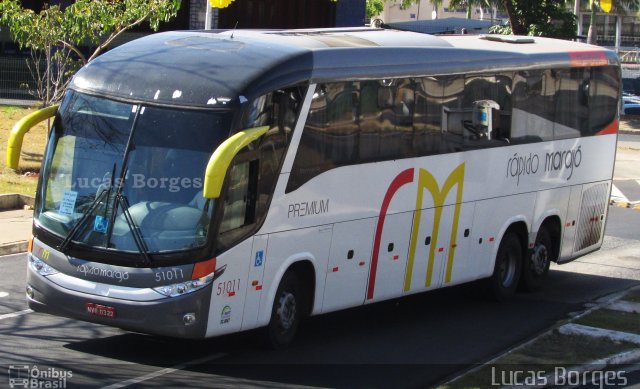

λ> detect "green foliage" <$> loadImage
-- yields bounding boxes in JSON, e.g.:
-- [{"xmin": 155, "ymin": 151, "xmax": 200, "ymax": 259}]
[
  {"xmin": 0, "ymin": 0, "xmax": 181, "ymax": 105},
  {"xmin": 448, "ymin": 0, "xmax": 482, "ymax": 19},
  {"xmin": 493, "ymin": 0, "xmax": 577, "ymax": 39},
  {"xmin": 394, "ymin": 0, "xmax": 420, "ymax": 10},
  {"xmin": 366, "ymin": 0, "xmax": 385, "ymax": 18},
  {"xmin": 489, "ymin": 23, "xmax": 513, "ymax": 34}
]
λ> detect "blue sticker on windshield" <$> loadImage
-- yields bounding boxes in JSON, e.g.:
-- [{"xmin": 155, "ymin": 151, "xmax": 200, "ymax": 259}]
[{"xmin": 93, "ymin": 215, "xmax": 109, "ymax": 234}]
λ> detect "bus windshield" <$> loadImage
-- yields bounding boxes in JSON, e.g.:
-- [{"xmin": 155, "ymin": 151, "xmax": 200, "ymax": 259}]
[{"xmin": 36, "ymin": 91, "xmax": 232, "ymax": 255}]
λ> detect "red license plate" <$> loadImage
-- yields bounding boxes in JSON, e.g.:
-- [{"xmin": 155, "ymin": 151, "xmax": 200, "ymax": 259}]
[{"xmin": 86, "ymin": 303, "xmax": 116, "ymax": 318}]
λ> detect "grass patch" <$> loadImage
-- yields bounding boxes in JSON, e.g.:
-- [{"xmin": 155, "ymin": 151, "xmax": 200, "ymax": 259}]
[
  {"xmin": 0, "ymin": 105, "xmax": 48, "ymax": 196},
  {"xmin": 443, "ymin": 332, "xmax": 637, "ymax": 388},
  {"xmin": 0, "ymin": 168, "xmax": 38, "ymax": 196},
  {"xmin": 622, "ymin": 289, "xmax": 640, "ymax": 304},
  {"xmin": 576, "ymin": 308, "xmax": 640, "ymax": 335}
]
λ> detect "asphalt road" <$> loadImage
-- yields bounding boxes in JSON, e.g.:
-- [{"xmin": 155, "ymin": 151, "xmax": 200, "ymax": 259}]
[{"xmin": 0, "ymin": 206, "xmax": 639, "ymax": 389}]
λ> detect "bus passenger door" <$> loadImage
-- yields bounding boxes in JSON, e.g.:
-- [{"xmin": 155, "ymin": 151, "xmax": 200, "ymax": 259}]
[
  {"xmin": 439, "ymin": 202, "xmax": 477, "ymax": 286},
  {"xmin": 405, "ymin": 207, "xmax": 447, "ymax": 293},
  {"xmin": 322, "ymin": 218, "xmax": 376, "ymax": 313},
  {"xmin": 367, "ymin": 211, "xmax": 414, "ymax": 302},
  {"xmin": 405, "ymin": 202, "xmax": 476, "ymax": 293},
  {"xmin": 241, "ymin": 234, "xmax": 268, "ymax": 330}
]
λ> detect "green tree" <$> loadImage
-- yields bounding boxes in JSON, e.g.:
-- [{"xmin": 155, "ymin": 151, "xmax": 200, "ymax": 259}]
[
  {"xmin": 430, "ymin": 0, "xmax": 443, "ymax": 18},
  {"xmin": 0, "ymin": 0, "xmax": 181, "ymax": 106},
  {"xmin": 491, "ymin": 0, "xmax": 577, "ymax": 39},
  {"xmin": 366, "ymin": 0, "xmax": 385, "ymax": 20},
  {"xmin": 449, "ymin": 0, "xmax": 495, "ymax": 19}
]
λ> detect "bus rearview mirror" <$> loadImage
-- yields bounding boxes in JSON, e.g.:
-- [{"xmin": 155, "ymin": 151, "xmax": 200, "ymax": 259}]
[
  {"xmin": 6, "ymin": 105, "xmax": 58, "ymax": 170},
  {"xmin": 202, "ymin": 126, "xmax": 269, "ymax": 199}
]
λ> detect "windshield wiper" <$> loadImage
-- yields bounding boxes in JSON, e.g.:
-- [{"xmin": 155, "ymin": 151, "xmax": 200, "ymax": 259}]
[
  {"xmin": 114, "ymin": 193, "xmax": 151, "ymax": 266},
  {"xmin": 58, "ymin": 187, "xmax": 109, "ymax": 254}
]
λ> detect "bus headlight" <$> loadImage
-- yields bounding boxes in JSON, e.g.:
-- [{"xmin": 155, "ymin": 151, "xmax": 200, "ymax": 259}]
[
  {"xmin": 28, "ymin": 254, "xmax": 59, "ymax": 276},
  {"xmin": 153, "ymin": 273, "xmax": 215, "ymax": 298}
]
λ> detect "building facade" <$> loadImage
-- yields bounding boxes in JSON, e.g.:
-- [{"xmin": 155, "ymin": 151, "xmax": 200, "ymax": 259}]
[{"xmin": 374, "ymin": 0, "xmax": 508, "ymax": 25}]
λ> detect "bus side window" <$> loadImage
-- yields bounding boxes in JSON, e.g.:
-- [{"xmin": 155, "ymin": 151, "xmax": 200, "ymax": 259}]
[
  {"xmin": 256, "ymin": 88, "xmax": 302, "ymax": 217},
  {"xmin": 413, "ymin": 76, "xmax": 449, "ymax": 156},
  {"xmin": 588, "ymin": 66, "xmax": 619, "ymax": 136},
  {"xmin": 493, "ymin": 72, "xmax": 514, "ymax": 141},
  {"xmin": 554, "ymin": 68, "xmax": 588, "ymax": 139},
  {"xmin": 511, "ymin": 70, "xmax": 552, "ymax": 143},
  {"xmin": 218, "ymin": 159, "xmax": 258, "ymax": 234},
  {"xmin": 288, "ymin": 82, "xmax": 359, "ymax": 192},
  {"xmin": 218, "ymin": 88, "xmax": 301, "ymax": 249}
]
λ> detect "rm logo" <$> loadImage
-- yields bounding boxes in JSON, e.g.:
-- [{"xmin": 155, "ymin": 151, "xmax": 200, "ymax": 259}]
[
  {"xmin": 366, "ymin": 163, "xmax": 465, "ymax": 300},
  {"xmin": 38, "ymin": 248, "xmax": 51, "ymax": 261}
]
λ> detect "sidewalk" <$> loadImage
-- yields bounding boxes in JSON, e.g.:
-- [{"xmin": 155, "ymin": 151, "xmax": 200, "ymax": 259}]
[
  {"xmin": 620, "ymin": 115, "xmax": 640, "ymax": 135},
  {"xmin": 0, "ymin": 206, "xmax": 32, "ymax": 256}
]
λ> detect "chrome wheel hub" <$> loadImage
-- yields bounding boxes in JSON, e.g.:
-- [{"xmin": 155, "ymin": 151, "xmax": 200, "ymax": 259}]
[
  {"xmin": 531, "ymin": 244, "xmax": 549, "ymax": 275},
  {"xmin": 276, "ymin": 292, "xmax": 296, "ymax": 330}
]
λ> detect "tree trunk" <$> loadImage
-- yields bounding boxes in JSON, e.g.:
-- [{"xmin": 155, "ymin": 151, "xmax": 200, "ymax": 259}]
[
  {"xmin": 615, "ymin": 13, "xmax": 622, "ymax": 52},
  {"xmin": 587, "ymin": 3, "xmax": 597, "ymax": 44},
  {"xmin": 574, "ymin": 0, "xmax": 582, "ymax": 37},
  {"xmin": 503, "ymin": 0, "xmax": 526, "ymax": 35}
]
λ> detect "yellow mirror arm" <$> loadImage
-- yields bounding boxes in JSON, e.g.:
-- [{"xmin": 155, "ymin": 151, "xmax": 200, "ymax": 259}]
[
  {"xmin": 6, "ymin": 105, "xmax": 59, "ymax": 170},
  {"xmin": 203, "ymin": 126, "xmax": 269, "ymax": 199}
]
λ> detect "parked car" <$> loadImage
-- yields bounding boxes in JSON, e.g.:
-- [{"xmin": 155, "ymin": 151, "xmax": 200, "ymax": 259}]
[{"xmin": 623, "ymin": 93, "xmax": 640, "ymax": 115}]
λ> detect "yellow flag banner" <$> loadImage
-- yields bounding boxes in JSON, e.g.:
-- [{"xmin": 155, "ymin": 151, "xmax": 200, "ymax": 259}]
[
  {"xmin": 600, "ymin": 0, "xmax": 612, "ymax": 13},
  {"xmin": 210, "ymin": 0, "xmax": 235, "ymax": 8}
]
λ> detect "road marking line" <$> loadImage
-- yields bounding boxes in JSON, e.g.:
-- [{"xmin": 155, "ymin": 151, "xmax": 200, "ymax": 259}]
[
  {"xmin": 100, "ymin": 352, "xmax": 226, "ymax": 389},
  {"xmin": 610, "ymin": 184, "xmax": 628, "ymax": 203},
  {"xmin": 559, "ymin": 323, "xmax": 640, "ymax": 345},
  {"xmin": 0, "ymin": 309, "xmax": 33, "ymax": 321}
]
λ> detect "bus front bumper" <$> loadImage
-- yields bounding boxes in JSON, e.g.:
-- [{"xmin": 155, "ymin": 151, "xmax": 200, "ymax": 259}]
[{"xmin": 26, "ymin": 267, "xmax": 212, "ymax": 339}]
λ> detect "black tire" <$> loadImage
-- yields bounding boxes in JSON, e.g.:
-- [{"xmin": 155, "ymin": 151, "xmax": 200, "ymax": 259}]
[
  {"xmin": 267, "ymin": 271, "xmax": 301, "ymax": 349},
  {"xmin": 489, "ymin": 232, "xmax": 523, "ymax": 301},
  {"xmin": 521, "ymin": 228, "xmax": 553, "ymax": 292}
]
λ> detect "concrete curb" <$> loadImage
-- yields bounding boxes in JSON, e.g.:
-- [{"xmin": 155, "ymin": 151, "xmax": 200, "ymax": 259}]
[
  {"xmin": 558, "ymin": 323, "xmax": 640, "ymax": 345},
  {"xmin": 609, "ymin": 200, "xmax": 640, "ymax": 210},
  {"xmin": 0, "ymin": 193, "xmax": 34, "ymax": 211},
  {"xmin": 0, "ymin": 241, "xmax": 28, "ymax": 257}
]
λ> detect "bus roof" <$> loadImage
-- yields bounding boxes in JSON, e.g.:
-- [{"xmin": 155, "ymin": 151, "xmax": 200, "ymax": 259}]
[{"xmin": 71, "ymin": 28, "xmax": 619, "ymax": 108}]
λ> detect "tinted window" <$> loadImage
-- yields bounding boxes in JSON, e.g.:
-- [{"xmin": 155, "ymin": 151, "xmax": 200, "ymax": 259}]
[
  {"xmin": 589, "ymin": 66, "xmax": 619, "ymax": 135},
  {"xmin": 218, "ymin": 87, "xmax": 302, "ymax": 251},
  {"xmin": 287, "ymin": 66, "xmax": 619, "ymax": 192},
  {"xmin": 512, "ymin": 70, "xmax": 554, "ymax": 142},
  {"xmin": 554, "ymin": 68, "xmax": 589, "ymax": 139}
]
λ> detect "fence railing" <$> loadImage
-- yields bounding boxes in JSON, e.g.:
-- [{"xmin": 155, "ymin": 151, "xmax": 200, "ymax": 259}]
[
  {"xmin": 0, "ymin": 55, "xmax": 39, "ymax": 103},
  {"xmin": 615, "ymin": 47, "xmax": 640, "ymax": 64}
]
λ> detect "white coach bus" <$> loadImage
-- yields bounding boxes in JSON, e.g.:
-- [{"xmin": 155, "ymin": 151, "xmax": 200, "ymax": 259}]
[{"xmin": 8, "ymin": 28, "xmax": 620, "ymax": 347}]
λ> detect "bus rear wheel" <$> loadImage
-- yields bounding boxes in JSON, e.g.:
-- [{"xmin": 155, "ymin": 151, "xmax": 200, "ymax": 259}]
[
  {"xmin": 267, "ymin": 271, "xmax": 301, "ymax": 349},
  {"xmin": 490, "ymin": 232, "xmax": 523, "ymax": 301},
  {"xmin": 521, "ymin": 228, "xmax": 552, "ymax": 292}
]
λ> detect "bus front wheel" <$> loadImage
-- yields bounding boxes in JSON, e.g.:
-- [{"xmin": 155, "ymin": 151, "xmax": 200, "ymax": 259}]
[
  {"xmin": 267, "ymin": 271, "xmax": 301, "ymax": 349},
  {"xmin": 490, "ymin": 232, "xmax": 523, "ymax": 301}
]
